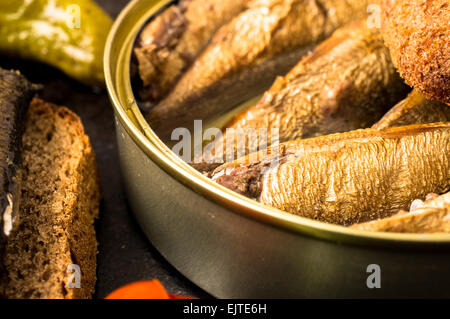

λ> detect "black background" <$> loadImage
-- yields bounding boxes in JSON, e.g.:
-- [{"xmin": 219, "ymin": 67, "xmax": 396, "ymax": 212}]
[{"xmin": 2, "ymin": 0, "xmax": 208, "ymax": 299}]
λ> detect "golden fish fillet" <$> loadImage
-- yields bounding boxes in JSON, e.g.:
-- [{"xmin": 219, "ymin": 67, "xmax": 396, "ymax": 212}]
[
  {"xmin": 212, "ymin": 123, "xmax": 450, "ymax": 226},
  {"xmin": 135, "ymin": 0, "xmax": 248, "ymax": 102},
  {"xmin": 350, "ymin": 192, "xmax": 450, "ymax": 233},
  {"xmin": 148, "ymin": 0, "xmax": 370, "ymax": 140},
  {"xmin": 195, "ymin": 19, "xmax": 409, "ymax": 172},
  {"xmin": 372, "ymin": 90, "xmax": 450, "ymax": 130}
]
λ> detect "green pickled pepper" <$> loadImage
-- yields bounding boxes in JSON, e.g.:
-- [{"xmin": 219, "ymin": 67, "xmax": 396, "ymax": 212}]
[{"xmin": 0, "ymin": 0, "xmax": 113, "ymax": 87}]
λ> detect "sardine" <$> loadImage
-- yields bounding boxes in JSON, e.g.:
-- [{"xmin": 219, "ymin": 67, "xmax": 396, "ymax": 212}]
[
  {"xmin": 195, "ymin": 20, "xmax": 410, "ymax": 172},
  {"xmin": 372, "ymin": 90, "xmax": 450, "ymax": 130},
  {"xmin": 212, "ymin": 123, "xmax": 450, "ymax": 226},
  {"xmin": 148, "ymin": 0, "xmax": 370, "ymax": 141},
  {"xmin": 135, "ymin": 0, "xmax": 248, "ymax": 102},
  {"xmin": 0, "ymin": 68, "xmax": 36, "ymax": 277},
  {"xmin": 350, "ymin": 192, "xmax": 450, "ymax": 233}
]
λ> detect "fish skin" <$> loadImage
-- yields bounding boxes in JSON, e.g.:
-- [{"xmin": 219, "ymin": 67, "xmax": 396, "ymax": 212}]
[
  {"xmin": 194, "ymin": 20, "xmax": 410, "ymax": 173},
  {"xmin": 148, "ymin": 0, "xmax": 370, "ymax": 141},
  {"xmin": 0, "ymin": 68, "xmax": 36, "ymax": 280},
  {"xmin": 213, "ymin": 123, "xmax": 450, "ymax": 226},
  {"xmin": 135, "ymin": 0, "xmax": 248, "ymax": 102},
  {"xmin": 350, "ymin": 192, "xmax": 450, "ymax": 233},
  {"xmin": 372, "ymin": 90, "xmax": 450, "ymax": 130}
]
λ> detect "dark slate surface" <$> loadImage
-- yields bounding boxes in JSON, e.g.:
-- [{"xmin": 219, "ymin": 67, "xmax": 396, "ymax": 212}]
[{"xmin": 2, "ymin": 0, "xmax": 208, "ymax": 299}]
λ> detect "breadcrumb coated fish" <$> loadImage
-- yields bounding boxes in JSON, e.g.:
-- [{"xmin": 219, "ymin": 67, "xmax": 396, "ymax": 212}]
[{"xmin": 381, "ymin": 0, "xmax": 450, "ymax": 104}]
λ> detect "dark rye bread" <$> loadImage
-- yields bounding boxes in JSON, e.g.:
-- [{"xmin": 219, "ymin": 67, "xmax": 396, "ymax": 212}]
[{"xmin": 1, "ymin": 98, "xmax": 100, "ymax": 299}]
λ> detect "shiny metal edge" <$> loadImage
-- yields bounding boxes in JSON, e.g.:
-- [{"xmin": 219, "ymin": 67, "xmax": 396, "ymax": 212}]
[{"xmin": 104, "ymin": 0, "xmax": 450, "ymax": 246}]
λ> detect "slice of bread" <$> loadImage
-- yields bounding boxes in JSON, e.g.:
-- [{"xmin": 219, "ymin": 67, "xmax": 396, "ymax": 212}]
[{"xmin": 1, "ymin": 98, "xmax": 100, "ymax": 299}]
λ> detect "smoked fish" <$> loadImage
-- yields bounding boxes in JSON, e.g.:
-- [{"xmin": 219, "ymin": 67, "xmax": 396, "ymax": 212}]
[
  {"xmin": 148, "ymin": 0, "xmax": 370, "ymax": 141},
  {"xmin": 350, "ymin": 192, "xmax": 450, "ymax": 233},
  {"xmin": 372, "ymin": 90, "xmax": 450, "ymax": 130},
  {"xmin": 0, "ymin": 68, "xmax": 36, "ymax": 278},
  {"xmin": 195, "ymin": 20, "xmax": 410, "ymax": 172},
  {"xmin": 212, "ymin": 123, "xmax": 450, "ymax": 226},
  {"xmin": 135, "ymin": 0, "xmax": 248, "ymax": 102}
]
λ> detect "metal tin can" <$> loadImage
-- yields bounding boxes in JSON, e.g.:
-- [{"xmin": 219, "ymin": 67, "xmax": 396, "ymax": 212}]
[{"xmin": 105, "ymin": 0, "xmax": 450, "ymax": 298}]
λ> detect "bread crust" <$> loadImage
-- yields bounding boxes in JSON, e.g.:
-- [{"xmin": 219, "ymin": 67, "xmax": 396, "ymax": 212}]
[
  {"xmin": 2, "ymin": 99, "xmax": 100, "ymax": 299},
  {"xmin": 381, "ymin": 0, "xmax": 450, "ymax": 104}
]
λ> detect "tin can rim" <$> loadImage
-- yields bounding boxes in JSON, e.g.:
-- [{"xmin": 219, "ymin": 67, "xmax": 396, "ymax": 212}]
[{"xmin": 104, "ymin": 0, "xmax": 450, "ymax": 246}]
